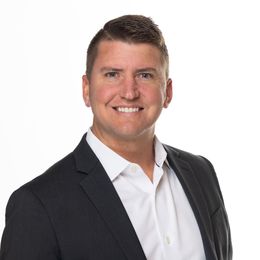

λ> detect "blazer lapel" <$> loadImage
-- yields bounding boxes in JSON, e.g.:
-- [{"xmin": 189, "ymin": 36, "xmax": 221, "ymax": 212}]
[
  {"xmin": 73, "ymin": 135, "xmax": 146, "ymax": 260},
  {"xmin": 164, "ymin": 146, "xmax": 217, "ymax": 260}
]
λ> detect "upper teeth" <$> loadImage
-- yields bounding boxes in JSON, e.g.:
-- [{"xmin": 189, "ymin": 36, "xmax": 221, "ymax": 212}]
[{"xmin": 117, "ymin": 107, "xmax": 140, "ymax": 113}]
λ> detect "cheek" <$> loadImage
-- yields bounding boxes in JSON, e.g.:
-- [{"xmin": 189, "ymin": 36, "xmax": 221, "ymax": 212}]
[
  {"xmin": 89, "ymin": 86, "xmax": 116, "ymax": 105},
  {"xmin": 144, "ymin": 87, "xmax": 166, "ymax": 106}
]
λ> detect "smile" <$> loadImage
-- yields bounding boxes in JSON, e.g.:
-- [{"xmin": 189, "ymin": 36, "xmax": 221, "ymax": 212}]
[{"xmin": 114, "ymin": 107, "xmax": 142, "ymax": 113}]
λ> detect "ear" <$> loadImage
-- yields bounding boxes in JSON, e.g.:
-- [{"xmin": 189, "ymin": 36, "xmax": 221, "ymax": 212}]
[
  {"xmin": 163, "ymin": 78, "xmax": 173, "ymax": 108},
  {"xmin": 82, "ymin": 75, "xmax": 91, "ymax": 107}
]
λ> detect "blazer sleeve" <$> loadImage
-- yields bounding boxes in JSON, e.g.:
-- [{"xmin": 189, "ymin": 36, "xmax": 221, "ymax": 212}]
[
  {"xmin": 200, "ymin": 156, "xmax": 233, "ymax": 260},
  {"xmin": 0, "ymin": 187, "xmax": 60, "ymax": 260}
]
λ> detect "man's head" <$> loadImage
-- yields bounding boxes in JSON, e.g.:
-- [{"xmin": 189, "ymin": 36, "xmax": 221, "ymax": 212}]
[
  {"xmin": 86, "ymin": 15, "xmax": 169, "ymax": 80},
  {"xmin": 82, "ymin": 15, "xmax": 172, "ymax": 146}
]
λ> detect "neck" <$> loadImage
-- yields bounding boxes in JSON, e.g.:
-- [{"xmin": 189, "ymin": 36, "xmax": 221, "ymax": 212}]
[
  {"xmin": 109, "ymin": 136, "xmax": 155, "ymax": 181},
  {"xmin": 91, "ymin": 129, "xmax": 155, "ymax": 181},
  {"xmin": 111, "ymin": 137, "xmax": 154, "ymax": 163}
]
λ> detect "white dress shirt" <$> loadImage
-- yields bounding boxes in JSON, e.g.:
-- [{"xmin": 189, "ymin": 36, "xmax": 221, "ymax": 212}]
[{"xmin": 86, "ymin": 129, "xmax": 206, "ymax": 260}]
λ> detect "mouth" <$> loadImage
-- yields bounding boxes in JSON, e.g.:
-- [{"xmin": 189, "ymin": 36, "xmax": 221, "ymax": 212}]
[{"xmin": 113, "ymin": 107, "xmax": 144, "ymax": 113}]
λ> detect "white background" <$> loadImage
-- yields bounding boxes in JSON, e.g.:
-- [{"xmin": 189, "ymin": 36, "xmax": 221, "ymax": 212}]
[{"xmin": 0, "ymin": 0, "xmax": 259, "ymax": 259}]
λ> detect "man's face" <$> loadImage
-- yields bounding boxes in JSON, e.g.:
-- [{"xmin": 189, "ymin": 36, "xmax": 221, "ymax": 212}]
[{"xmin": 82, "ymin": 40, "xmax": 172, "ymax": 144}]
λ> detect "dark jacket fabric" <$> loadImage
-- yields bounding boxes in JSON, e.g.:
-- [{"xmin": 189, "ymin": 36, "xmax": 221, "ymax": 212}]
[{"xmin": 0, "ymin": 134, "xmax": 232, "ymax": 260}]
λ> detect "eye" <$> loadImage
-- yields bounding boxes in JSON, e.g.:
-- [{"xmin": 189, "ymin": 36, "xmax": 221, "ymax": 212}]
[
  {"xmin": 138, "ymin": 72, "xmax": 153, "ymax": 79},
  {"xmin": 104, "ymin": 71, "xmax": 119, "ymax": 78}
]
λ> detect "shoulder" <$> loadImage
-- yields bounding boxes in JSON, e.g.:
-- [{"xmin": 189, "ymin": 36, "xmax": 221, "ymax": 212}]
[
  {"xmin": 8, "ymin": 134, "xmax": 94, "ymax": 208},
  {"xmin": 25, "ymin": 152, "xmax": 76, "ymax": 189},
  {"xmin": 164, "ymin": 144, "xmax": 224, "ymax": 202},
  {"xmin": 4, "ymin": 151, "xmax": 85, "ymax": 231},
  {"xmin": 164, "ymin": 144, "xmax": 214, "ymax": 171},
  {"xmin": 9, "ymin": 151, "xmax": 80, "ymax": 208}
]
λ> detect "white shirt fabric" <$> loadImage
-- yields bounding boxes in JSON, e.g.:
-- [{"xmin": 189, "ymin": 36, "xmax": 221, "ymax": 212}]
[{"xmin": 86, "ymin": 129, "xmax": 206, "ymax": 260}]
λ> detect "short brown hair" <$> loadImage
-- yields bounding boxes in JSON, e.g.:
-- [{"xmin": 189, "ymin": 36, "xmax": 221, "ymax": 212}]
[{"xmin": 86, "ymin": 15, "xmax": 169, "ymax": 79}]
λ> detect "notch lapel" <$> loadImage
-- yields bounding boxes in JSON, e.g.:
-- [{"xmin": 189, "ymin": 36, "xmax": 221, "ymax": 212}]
[
  {"xmin": 164, "ymin": 146, "xmax": 217, "ymax": 260},
  {"xmin": 74, "ymin": 135, "xmax": 146, "ymax": 260}
]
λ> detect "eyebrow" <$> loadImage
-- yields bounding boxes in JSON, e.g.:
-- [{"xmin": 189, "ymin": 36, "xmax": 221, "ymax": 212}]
[
  {"xmin": 100, "ymin": 67, "xmax": 123, "ymax": 73},
  {"xmin": 100, "ymin": 67, "xmax": 158, "ymax": 73},
  {"xmin": 135, "ymin": 67, "xmax": 157, "ymax": 73}
]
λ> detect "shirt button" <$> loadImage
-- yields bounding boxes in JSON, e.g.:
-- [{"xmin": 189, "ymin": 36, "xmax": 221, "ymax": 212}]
[
  {"xmin": 164, "ymin": 235, "xmax": 171, "ymax": 245},
  {"xmin": 130, "ymin": 164, "xmax": 138, "ymax": 173}
]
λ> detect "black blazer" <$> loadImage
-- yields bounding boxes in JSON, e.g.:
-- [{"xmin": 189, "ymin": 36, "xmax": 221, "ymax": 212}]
[{"xmin": 0, "ymin": 134, "xmax": 232, "ymax": 260}]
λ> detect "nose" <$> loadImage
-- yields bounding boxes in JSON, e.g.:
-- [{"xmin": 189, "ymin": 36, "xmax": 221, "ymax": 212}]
[{"xmin": 119, "ymin": 76, "xmax": 139, "ymax": 100}]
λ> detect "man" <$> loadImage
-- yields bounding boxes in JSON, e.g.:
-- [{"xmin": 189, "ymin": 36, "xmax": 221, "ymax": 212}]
[{"xmin": 0, "ymin": 15, "xmax": 232, "ymax": 260}]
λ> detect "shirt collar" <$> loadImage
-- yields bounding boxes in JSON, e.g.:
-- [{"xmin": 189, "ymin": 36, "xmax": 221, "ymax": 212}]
[
  {"xmin": 86, "ymin": 129, "xmax": 168, "ymax": 181},
  {"xmin": 86, "ymin": 129, "xmax": 130, "ymax": 181},
  {"xmin": 154, "ymin": 136, "xmax": 168, "ymax": 168}
]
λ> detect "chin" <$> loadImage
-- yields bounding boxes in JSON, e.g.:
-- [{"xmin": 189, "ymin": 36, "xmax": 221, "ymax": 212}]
[{"xmin": 112, "ymin": 127, "xmax": 154, "ymax": 141}]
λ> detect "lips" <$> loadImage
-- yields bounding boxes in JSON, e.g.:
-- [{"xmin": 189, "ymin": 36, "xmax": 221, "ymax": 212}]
[{"xmin": 113, "ymin": 107, "xmax": 143, "ymax": 113}]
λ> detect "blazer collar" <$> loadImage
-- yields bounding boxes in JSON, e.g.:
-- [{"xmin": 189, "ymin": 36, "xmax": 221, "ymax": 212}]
[
  {"xmin": 164, "ymin": 145, "xmax": 217, "ymax": 260},
  {"xmin": 73, "ymin": 134, "xmax": 146, "ymax": 260}
]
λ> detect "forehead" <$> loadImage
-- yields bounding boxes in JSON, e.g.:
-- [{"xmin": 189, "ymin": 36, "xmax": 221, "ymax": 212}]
[{"xmin": 94, "ymin": 40, "xmax": 164, "ymax": 67}]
